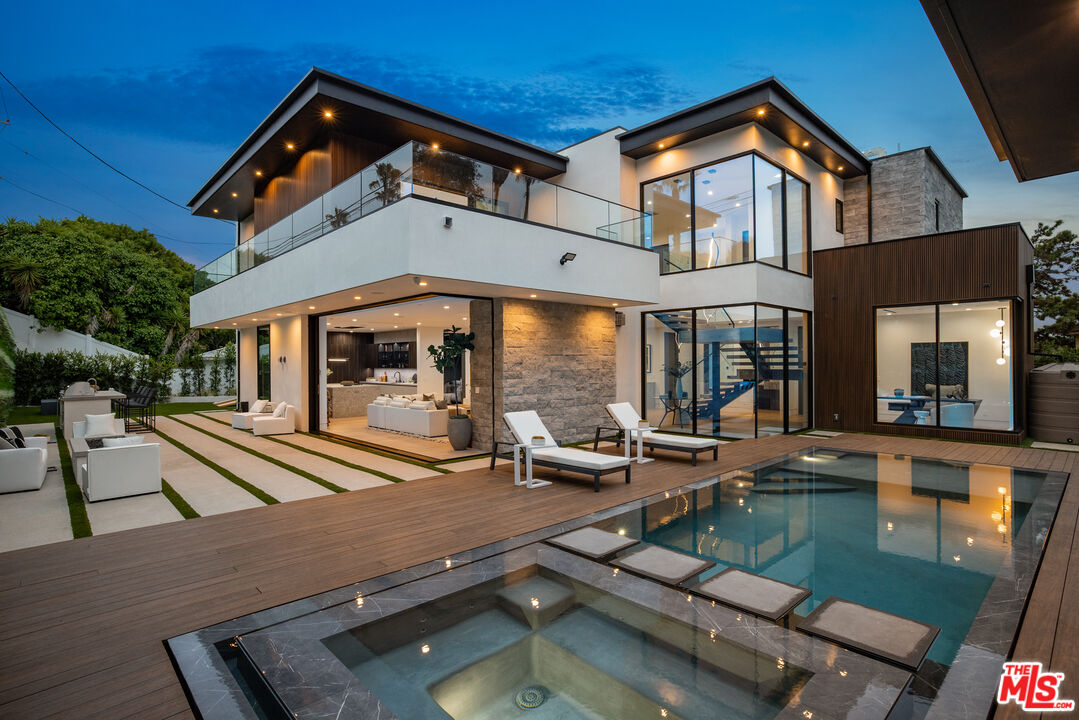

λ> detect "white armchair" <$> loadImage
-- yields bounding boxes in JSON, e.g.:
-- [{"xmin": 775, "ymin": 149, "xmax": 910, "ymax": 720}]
[
  {"xmin": 0, "ymin": 444, "xmax": 47, "ymax": 493},
  {"xmin": 81, "ymin": 443, "xmax": 161, "ymax": 502},
  {"xmin": 252, "ymin": 405, "xmax": 297, "ymax": 436}
]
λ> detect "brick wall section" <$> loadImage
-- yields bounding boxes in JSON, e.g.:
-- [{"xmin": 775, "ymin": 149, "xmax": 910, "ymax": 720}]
[
  {"xmin": 470, "ymin": 299, "xmax": 617, "ymax": 449},
  {"xmin": 843, "ymin": 176, "xmax": 869, "ymax": 245}
]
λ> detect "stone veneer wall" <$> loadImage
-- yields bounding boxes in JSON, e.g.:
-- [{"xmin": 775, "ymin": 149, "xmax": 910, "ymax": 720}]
[
  {"xmin": 869, "ymin": 149, "xmax": 964, "ymax": 242},
  {"xmin": 843, "ymin": 176, "xmax": 869, "ymax": 245},
  {"xmin": 469, "ymin": 298, "xmax": 616, "ymax": 450}
]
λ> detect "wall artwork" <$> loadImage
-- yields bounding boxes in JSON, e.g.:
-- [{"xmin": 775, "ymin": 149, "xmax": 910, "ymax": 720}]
[{"xmin": 910, "ymin": 341, "xmax": 968, "ymax": 396}]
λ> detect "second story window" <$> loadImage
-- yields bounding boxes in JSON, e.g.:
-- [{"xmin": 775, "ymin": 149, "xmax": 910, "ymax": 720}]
[{"xmin": 643, "ymin": 151, "xmax": 810, "ymax": 276}]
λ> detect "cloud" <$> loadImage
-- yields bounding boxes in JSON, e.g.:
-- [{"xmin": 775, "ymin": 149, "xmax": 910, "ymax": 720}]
[{"xmin": 26, "ymin": 45, "xmax": 695, "ymax": 151}]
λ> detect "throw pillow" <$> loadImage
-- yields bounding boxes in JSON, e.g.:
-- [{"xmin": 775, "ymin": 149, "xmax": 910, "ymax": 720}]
[
  {"xmin": 250, "ymin": 399, "xmax": 268, "ymax": 414},
  {"xmin": 435, "ymin": 399, "xmax": 448, "ymax": 410},
  {"xmin": 422, "ymin": 393, "xmax": 435, "ymax": 402},
  {"xmin": 272, "ymin": 402, "xmax": 288, "ymax": 418},
  {"xmin": 0, "ymin": 436, "xmax": 15, "ymax": 450},
  {"xmin": 410, "ymin": 400, "xmax": 435, "ymax": 410},
  {"xmin": 84, "ymin": 413, "xmax": 116, "ymax": 438},
  {"xmin": 102, "ymin": 436, "xmax": 144, "ymax": 447}
]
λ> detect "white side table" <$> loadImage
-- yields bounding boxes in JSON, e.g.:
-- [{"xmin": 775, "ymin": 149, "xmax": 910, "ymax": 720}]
[
  {"xmin": 513, "ymin": 443, "xmax": 553, "ymax": 489},
  {"xmin": 625, "ymin": 426, "xmax": 655, "ymax": 464}
]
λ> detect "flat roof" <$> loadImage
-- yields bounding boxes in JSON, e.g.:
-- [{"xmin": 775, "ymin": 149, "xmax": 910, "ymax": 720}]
[
  {"xmin": 616, "ymin": 78, "xmax": 869, "ymax": 178},
  {"xmin": 921, "ymin": 0, "xmax": 1079, "ymax": 181},
  {"xmin": 189, "ymin": 68, "xmax": 569, "ymax": 218}
]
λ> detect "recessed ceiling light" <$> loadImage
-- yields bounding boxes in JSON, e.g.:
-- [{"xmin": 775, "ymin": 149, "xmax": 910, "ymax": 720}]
[
  {"xmin": 231, "ymin": 192, "xmax": 238, "ymax": 198},
  {"xmin": 255, "ymin": 170, "xmax": 263, "ymax": 177},
  {"xmin": 462, "ymin": 316, "xmax": 467, "ymax": 320},
  {"xmin": 351, "ymin": 318, "xmax": 357, "ymax": 322},
  {"xmin": 802, "ymin": 141, "xmax": 810, "ymax": 147},
  {"xmin": 416, "ymin": 322, "xmax": 422, "ymax": 325},
  {"xmin": 514, "ymin": 168, "xmax": 521, "ymax": 174},
  {"xmin": 231, "ymin": 322, "xmax": 237, "ymax": 326},
  {"xmin": 443, "ymin": 305, "xmax": 450, "ymax": 309},
  {"xmin": 308, "ymin": 305, "xmax": 315, "ymax": 310},
  {"xmin": 286, "ymin": 142, "xmax": 295, "ymax": 150},
  {"xmin": 418, "ymin": 281, "xmax": 427, "ymax": 286},
  {"xmin": 394, "ymin": 312, "xmax": 400, "ymax": 316},
  {"xmin": 275, "ymin": 312, "xmax": 282, "ymax": 316},
  {"xmin": 757, "ymin": 108, "xmax": 765, "ymax": 116},
  {"xmin": 213, "ymin": 326, "xmax": 219, "ymax": 329},
  {"xmin": 432, "ymin": 143, "xmax": 439, "ymax": 150},
  {"xmin": 837, "ymin": 165, "xmax": 845, "ymax": 171},
  {"xmin": 251, "ymin": 318, "xmax": 257, "ymax": 321},
  {"xmin": 354, "ymin": 296, "xmax": 362, "ymax": 300},
  {"xmin": 323, "ymin": 110, "xmax": 333, "ymax": 118},
  {"xmin": 212, "ymin": 209, "xmax": 219, "ymax": 214},
  {"xmin": 394, "ymin": 325, "xmax": 398, "ymax": 328},
  {"xmin": 530, "ymin": 294, "xmax": 537, "ymax": 298},
  {"xmin": 658, "ymin": 143, "xmax": 665, "ymax": 149},
  {"xmin": 611, "ymin": 303, "xmax": 619, "ymax": 307}
]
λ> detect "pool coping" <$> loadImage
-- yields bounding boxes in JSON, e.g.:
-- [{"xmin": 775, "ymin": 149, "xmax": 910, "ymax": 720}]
[{"xmin": 166, "ymin": 447, "xmax": 1068, "ymax": 720}]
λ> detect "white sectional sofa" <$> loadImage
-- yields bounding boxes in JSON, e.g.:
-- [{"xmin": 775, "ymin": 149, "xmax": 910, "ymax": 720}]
[
  {"xmin": 0, "ymin": 436, "xmax": 48, "ymax": 493},
  {"xmin": 81, "ymin": 442, "xmax": 162, "ymax": 502},
  {"xmin": 367, "ymin": 397, "xmax": 448, "ymax": 437},
  {"xmin": 252, "ymin": 404, "xmax": 297, "ymax": 436}
]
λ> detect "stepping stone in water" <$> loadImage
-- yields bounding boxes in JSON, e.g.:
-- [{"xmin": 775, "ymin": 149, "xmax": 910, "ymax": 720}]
[
  {"xmin": 610, "ymin": 545, "xmax": 715, "ymax": 586},
  {"xmin": 546, "ymin": 527, "xmax": 639, "ymax": 559},
  {"xmin": 693, "ymin": 568, "xmax": 811, "ymax": 622},
  {"xmin": 798, "ymin": 596, "xmax": 940, "ymax": 670}
]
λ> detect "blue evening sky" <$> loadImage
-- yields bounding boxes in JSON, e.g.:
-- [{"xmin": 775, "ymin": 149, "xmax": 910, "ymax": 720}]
[{"xmin": 1, "ymin": 0, "xmax": 1076, "ymax": 267}]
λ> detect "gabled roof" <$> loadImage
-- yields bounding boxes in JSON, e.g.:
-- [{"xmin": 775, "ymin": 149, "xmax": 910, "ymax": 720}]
[{"xmin": 616, "ymin": 78, "xmax": 869, "ymax": 178}]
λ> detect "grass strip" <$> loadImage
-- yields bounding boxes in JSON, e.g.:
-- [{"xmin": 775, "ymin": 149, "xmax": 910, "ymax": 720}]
[
  {"xmin": 161, "ymin": 479, "xmax": 200, "ymax": 519},
  {"xmin": 434, "ymin": 453, "xmax": 492, "ymax": 466},
  {"xmin": 168, "ymin": 416, "xmax": 348, "ymax": 493},
  {"xmin": 194, "ymin": 412, "xmax": 406, "ymax": 483},
  {"xmin": 195, "ymin": 409, "xmax": 450, "ymax": 475},
  {"xmin": 153, "ymin": 426, "xmax": 279, "ymax": 505},
  {"xmin": 55, "ymin": 430, "xmax": 92, "ymax": 538}
]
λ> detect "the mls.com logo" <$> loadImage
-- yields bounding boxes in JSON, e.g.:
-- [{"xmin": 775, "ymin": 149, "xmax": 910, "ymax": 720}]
[{"xmin": 998, "ymin": 662, "xmax": 1075, "ymax": 711}]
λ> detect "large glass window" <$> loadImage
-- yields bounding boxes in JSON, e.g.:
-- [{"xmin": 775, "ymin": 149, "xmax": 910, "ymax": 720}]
[
  {"xmin": 644, "ymin": 173, "xmax": 692, "ymax": 274},
  {"xmin": 644, "ymin": 305, "xmax": 810, "ymax": 438},
  {"xmin": 693, "ymin": 157, "xmax": 753, "ymax": 269},
  {"xmin": 643, "ymin": 152, "xmax": 810, "ymax": 274},
  {"xmin": 875, "ymin": 301, "xmax": 1013, "ymax": 431}
]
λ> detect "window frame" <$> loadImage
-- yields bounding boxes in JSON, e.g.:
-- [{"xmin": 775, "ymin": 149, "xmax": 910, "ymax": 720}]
[
  {"xmin": 835, "ymin": 198, "xmax": 844, "ymax": 234},
  {"xmin": 640, "ymin": 149, "xmax": 813, "ymax": 277}
]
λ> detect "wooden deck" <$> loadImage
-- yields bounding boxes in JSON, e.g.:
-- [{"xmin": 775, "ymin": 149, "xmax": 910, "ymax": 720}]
[{"xmin": 0, "ymin": 433, "xmax": 1074, "ymax": 719}]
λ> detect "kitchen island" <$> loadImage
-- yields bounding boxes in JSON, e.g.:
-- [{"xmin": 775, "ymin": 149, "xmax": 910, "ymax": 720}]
[{"xmin": 327, "ymin": 382, "xmax": 418, "ymax": 418}]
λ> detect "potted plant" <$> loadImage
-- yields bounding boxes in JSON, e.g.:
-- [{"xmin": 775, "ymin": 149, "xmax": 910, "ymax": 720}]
[{"xmin": 427, "ymin": 326, "xmax": 475, "ymax": 450}]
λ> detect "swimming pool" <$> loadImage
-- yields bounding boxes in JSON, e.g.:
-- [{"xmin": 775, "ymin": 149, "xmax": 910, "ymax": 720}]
[{"xmin": 169, "ymin": 447, "xmax": 1065, "ymax": 720}]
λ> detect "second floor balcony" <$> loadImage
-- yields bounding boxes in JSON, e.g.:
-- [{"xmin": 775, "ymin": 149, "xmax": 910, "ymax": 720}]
[{"xmin": 194, "ymin": 141, "xmax": 650, "ymax": 293}]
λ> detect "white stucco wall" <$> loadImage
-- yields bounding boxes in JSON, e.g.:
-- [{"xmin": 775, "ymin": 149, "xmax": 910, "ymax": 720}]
[
  {"xmin": 269, "ymin": 316, "xmax": 309, "ymax": 431},
  {"xmin": 551, "ymin": 129, "xmax": 627, "ymax": 205},
  {"xmin": 238, "ymin": 326, "xmax": 258, "ymax": 408}
]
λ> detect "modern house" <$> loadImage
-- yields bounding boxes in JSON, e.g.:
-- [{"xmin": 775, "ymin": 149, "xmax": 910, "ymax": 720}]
[{"xmin": 188, "ymin": 68, "xmax": 1034, "ymax": 453}]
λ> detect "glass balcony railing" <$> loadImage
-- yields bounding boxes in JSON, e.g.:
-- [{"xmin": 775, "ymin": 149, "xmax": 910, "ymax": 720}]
[{"xmin": 194, "ymin": 141, "xmax": 651, "ymax": 292}]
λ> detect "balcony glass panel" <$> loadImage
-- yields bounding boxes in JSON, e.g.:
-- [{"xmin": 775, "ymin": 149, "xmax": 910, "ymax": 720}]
[
  {"xmin": 194, "ymin": 141, "xmax": 646, "ymax": 292},
  {"xmin": 693, "ymin": 156, "xmax": 752, "ymax": 269},
  {"xmin": 645, "ymin": 172, "xmax": 692, "ymax": 274},
  {"xmin": 754, "ymin": 156, "xmax": 784, "ymax": 269}
]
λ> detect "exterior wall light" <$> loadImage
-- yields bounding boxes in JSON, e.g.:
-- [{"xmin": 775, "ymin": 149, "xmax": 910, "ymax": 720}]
[
  {"xmin": 443, "ymin": 216, "xmax": 453, "ymax": 228},
  {"xmin": 559, "ymin": 252, "xmax": 576, "ymax": 265}
]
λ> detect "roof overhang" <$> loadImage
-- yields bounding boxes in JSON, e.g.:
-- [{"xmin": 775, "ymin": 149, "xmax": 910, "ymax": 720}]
[
  {"xmin": 920, "ymin": 0, "xmax": 1079, "ymax": 181},
  {"xmin": 616, "ymin": 78, "xmax": 869, "ymax": 178},
  {"xmin": 189, "ymin": 68, "xmax": 569, "ymax": 219}
]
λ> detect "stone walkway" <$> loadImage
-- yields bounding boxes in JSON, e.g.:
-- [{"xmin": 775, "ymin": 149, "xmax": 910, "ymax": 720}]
[{"xmin": 3, "ymin": 411, "xmax": 509, "ymax": 553}]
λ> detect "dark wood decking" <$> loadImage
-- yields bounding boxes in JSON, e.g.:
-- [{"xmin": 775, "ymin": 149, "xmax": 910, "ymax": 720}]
[{"xmin": 0, "ymin": 434, "xmax": 1074, "ymax": 719}]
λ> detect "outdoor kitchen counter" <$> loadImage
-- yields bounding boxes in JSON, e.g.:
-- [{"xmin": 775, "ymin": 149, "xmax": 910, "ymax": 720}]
[{"xmin": 327, "ymin": 382, "xmax": 417, "ymax": 418}]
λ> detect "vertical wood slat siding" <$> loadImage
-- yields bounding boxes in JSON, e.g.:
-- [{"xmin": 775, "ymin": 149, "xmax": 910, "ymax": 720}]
[
  {"xmin": 812, "ymin": 224, "xmax": 1031, "ymax": 443},
  {"xmin": 253, "ymin": 143, "xmax": 331, "ymax": 234}
]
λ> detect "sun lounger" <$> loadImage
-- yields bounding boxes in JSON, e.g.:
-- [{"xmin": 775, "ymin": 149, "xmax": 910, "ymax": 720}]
[
  {"xmin": 491, "ymin": 410, "xmax": 630, "ymax": 492},
  {"xmin": 596, "ymin": 402, "xmax": 719, "ymax": 465}
]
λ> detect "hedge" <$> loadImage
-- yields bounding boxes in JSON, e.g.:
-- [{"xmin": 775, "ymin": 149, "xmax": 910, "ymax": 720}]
[
  {"xmin": 0, "ymin": 310, "xmax": 15, "ymax": 424},
  {"xmin": 13, "ymin": 348, "xmax": 174, "ymax": 405}
]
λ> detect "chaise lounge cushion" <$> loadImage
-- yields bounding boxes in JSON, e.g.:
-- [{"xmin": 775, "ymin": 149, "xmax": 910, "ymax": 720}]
[
  {"xmin": 503, "ymin": 411, "xmax": 557, "ymax": 447},
  {"xmin": 531, "ymin": 446, "xmax": 628, "ymax": 470},
  {"xmin": 606, "ymin": 402, "xmax": 717, "ymax": 449}
]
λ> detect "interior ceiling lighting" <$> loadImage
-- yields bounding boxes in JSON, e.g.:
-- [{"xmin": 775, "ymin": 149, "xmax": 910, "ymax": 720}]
[
  {"xmin": 995, "ymin": 307, "xmax": 1007, "ymax": 365},
  {"xmin": 837, "ymin": 165, "xmax": 845, "ymax": 171}
]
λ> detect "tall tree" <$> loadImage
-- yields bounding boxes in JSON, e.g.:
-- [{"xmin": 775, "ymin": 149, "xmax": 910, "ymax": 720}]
[
  {"xmin": 1031, "ymin": 220, "xmax": 1079, "ymax": 351},
  {"xmin": 0, "ymin": 256, "xmax": 45, "ymax": 311}
]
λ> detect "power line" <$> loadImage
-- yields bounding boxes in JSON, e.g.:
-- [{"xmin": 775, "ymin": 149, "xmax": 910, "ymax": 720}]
[
  {"xmin": 0, "ymin": 174, "xmax": 89, "ymax": 216},
  {"xmin": 0, "ymin": 137, "xmax": 231, "ymax": 247},
  {"xmin": 0, "ymin": 68, "xmax": 192, "ymax": 212}
]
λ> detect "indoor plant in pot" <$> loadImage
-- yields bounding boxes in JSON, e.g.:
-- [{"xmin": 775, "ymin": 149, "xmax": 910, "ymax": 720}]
[{"xmin": 427, "ymin": 326, "xmax": 476, "ymax": 451}]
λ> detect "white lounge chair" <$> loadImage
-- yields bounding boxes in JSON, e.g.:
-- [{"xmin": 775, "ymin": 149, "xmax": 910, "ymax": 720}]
[
  {"xmin": 0, "ymin": 433, "xmax": 47, "ymax": 493},
  {"xmin": 232, "ymin": 399, "xmax": 270, "ymax": 430},
  {"xmin": 252, "ymin": 404, "xmax": 297, "ymax": 436},
  {"xmin": 492, "ymin": 410, "xmax": 630, "ymax": 492},
  {"xmin": 598, "ymin": 402, "xmax": 719, "ymax": 466}
]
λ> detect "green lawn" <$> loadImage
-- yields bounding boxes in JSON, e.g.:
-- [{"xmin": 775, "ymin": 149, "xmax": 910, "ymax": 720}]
[{"xmin": 7, "ymin": 401, "xmax": 227, "ymax": 426}]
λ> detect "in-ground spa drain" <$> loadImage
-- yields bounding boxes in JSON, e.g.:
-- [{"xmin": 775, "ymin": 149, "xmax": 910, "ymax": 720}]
[{"xmin": 515, "ymin": 686, "xmax": 548, "ymax": 709}]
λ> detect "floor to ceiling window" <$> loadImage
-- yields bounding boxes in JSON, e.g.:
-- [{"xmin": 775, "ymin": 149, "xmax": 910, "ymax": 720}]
[
  {"xmin": 875, "ymin": 300, "xmax": 1014, "ymax": 430},
  {"xmin": 642, "ymin": 304, "xmax": 811, "ymax": 438},
  {"xmin": 256, "ymin": 325, "xmax": 271, "ymax": 400},
  {"xmin": 643, "ymin": 151, "xmax": 811, "ymax": 275}
]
